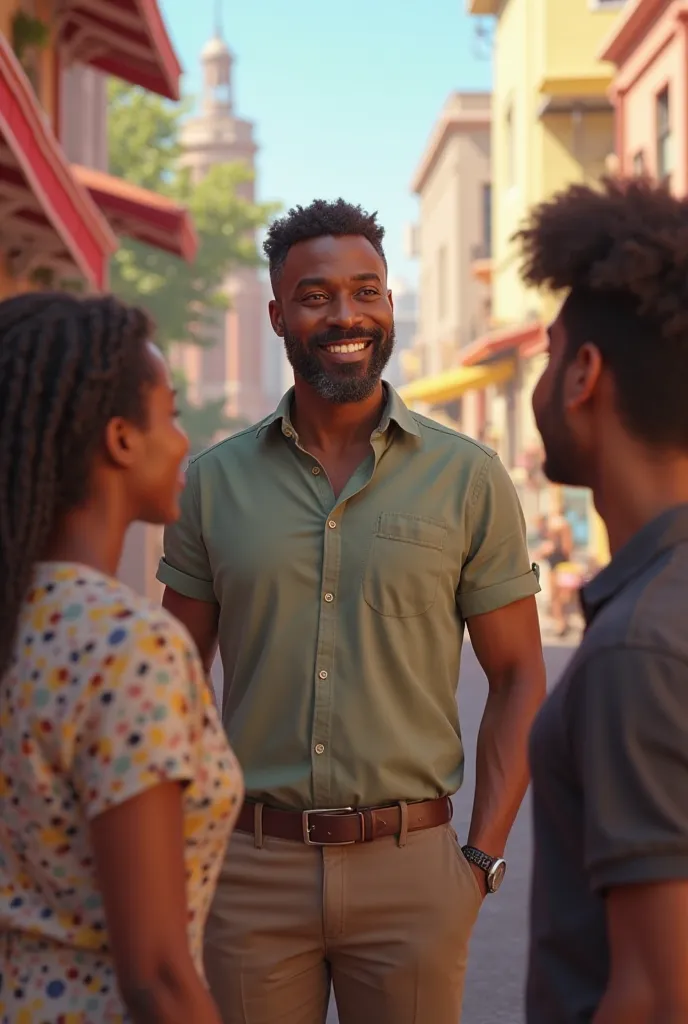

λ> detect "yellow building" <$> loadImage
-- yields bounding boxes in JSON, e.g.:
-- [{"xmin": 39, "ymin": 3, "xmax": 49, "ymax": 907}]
[{"xmin": 468, "ymin": 0, "xmax": 621, "ymax": 564}]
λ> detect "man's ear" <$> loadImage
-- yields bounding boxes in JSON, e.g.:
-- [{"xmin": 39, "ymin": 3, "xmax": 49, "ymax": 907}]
[
  {"xmin": 269, "ymin": 299, "xmax": 285, "ymax": 338},
  {"xmin": 564, "ymin": 342, "xmax": 603, "ymax": 412}
]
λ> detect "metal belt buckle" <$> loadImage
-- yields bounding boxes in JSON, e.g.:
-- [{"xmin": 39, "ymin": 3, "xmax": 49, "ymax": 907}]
[{"xmin": 302, "ymin": 806, "xmax": 356, "ymax": 846}]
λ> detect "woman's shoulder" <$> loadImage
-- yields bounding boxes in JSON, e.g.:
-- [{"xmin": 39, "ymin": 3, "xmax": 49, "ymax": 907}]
[{"xmin": 28, "ymin": 563, "xmax": 199, "ymax": 665}]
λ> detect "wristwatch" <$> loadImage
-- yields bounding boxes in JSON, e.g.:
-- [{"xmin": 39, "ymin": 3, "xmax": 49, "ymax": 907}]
[{"xmin": 462, "ymin": 845, "xmax": 507, "ymax": 894}]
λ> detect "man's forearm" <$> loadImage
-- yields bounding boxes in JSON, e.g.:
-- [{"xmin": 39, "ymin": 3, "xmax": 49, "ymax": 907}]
[{"xmin": 467, "ymin": 666, "xmax": 545, "ymax": 855}]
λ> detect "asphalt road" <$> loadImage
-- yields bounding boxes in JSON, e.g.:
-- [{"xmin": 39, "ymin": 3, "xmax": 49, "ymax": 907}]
[{"xmin": 324, "ymin": 643, "xmax": 575, "ymax": 1024}]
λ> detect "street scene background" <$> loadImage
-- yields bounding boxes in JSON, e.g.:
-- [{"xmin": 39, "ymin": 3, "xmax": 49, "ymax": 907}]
[{"xmin": 0, "ymin": 0, "xmax": 671, "ymax": 1018}]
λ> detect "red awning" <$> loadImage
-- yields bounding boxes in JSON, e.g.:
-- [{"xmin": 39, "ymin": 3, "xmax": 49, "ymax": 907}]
[
  {"xmin": 0, "ymin": 36, "xmax": 116, "ymax": 290},
  {"xmin": 461, "ymin": 321, "xmax": 545, "ymax": 366},
  {"xmin": 72, "ymin": 166, "xmax": 198, "ymax": 262},
  {"xmin": 58, "ymin": 0, "xmax": 182, "ymax": 101}
]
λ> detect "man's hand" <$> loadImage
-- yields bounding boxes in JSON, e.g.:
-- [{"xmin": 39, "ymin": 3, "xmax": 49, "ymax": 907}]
[{"xmin": 469, "ymin": 862, "xmax": 487, "ymax": 900}]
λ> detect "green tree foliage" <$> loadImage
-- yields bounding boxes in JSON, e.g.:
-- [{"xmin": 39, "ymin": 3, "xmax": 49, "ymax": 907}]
[
  {"xmin": 173, "ymin": 373, "xmax": 248, "ymax": 457},
  {"xmin": 106, "ymin": 79, "xmax": 279, "ymax": 446}
]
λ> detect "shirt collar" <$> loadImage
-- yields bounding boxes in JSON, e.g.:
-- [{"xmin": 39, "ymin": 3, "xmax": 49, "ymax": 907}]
[
  {"xmin": 581, "ymin": 504, "xmax": 688, "ymax": 625},
  {"xmin": 255, "ymin": 383, "xmax": 421, "ymax": 440}
]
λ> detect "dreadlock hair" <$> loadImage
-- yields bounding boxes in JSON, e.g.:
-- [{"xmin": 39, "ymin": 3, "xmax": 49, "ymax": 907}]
[
  {"xmin": 514, "ymin": 175, "xmax": 688, "ymax": 449},
  {"xmin": 0, "ymin": 292, "xmax": 155, "ymax": 680},
  {"xmin": 263, "ymin": 198, "xmax": 387, "ymax": 290}
]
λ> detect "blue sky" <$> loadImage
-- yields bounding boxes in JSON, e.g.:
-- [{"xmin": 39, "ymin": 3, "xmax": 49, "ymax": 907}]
[{"xmin": 159, "ymin": 0, "xmax": 492, "ymax": 283}]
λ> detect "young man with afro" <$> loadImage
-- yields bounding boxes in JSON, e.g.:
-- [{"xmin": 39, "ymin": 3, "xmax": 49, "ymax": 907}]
[{"xmin": 521, "ymin": 176, "xmax": 688, "ymax": 1024}]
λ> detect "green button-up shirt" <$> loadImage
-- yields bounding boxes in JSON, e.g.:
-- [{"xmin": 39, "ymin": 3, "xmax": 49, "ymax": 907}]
[{"xmin": 157, "ymin": 385, "xmax": 539, "ymax": 811}]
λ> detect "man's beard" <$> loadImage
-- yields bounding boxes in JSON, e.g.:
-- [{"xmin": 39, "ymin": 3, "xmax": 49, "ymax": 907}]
[
  {"xmin": 536, "ymin": 366, "xmax": 588, "ymax": 488},
  {"xmin": 283, "ymin": 323, "xmax": 395, "ymax": 404}
]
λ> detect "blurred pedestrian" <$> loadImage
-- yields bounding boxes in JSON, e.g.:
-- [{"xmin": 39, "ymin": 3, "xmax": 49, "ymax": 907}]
[
  {"xmin": 159, "ymin": 199, "xmax": 546, "ymax": 1024},
  {"xmin": 533, "ymin": 492, "xmax": 577, "ymax": 636},
  {"xmin": 0, "ymin": 293, "xmax": 242, "ymax": 1022},
  {"xmin": 517, "ymin": 176, "xmax": 688, "ymax": 1023}
]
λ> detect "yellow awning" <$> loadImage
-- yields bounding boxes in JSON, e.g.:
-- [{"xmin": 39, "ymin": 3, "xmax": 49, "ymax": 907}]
[{"xmin": 397, "ymin": 359, "xmax": 514, "ymax": 406}]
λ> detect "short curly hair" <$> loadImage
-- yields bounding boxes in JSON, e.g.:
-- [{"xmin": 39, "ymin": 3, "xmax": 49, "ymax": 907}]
[
  {"xmin": 514, "ymin": 176, "xmax": 688, "ymax": 447},
  {"xmin": 263, "ymin": 198, "xmax": 387, "ymax": 288}
]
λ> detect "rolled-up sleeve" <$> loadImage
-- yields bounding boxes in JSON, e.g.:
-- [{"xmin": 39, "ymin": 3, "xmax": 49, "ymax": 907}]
[
  {"xmin": 570, "ymin": 646, "xmax": 688, "ymax": 893},
  {"xmin": 157, "ymin": 458, "xmax": 217, "ymax": 603},
  {"xmin": 457, "ymin": 453, "xmax": 540, "ymax": 618}
]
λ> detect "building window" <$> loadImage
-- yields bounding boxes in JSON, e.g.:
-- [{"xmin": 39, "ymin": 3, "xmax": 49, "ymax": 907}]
[
  {"xmin": 656, "ymin": 87, "xmax": 672, "ymax": 182},
  {"xmin": 481, "ymin": 182, "xmax": 492, "ymax": 257},
  {"xmin": 632, "ymin": 150, "xmax": 645, "ymax": 176},
  {"xmin": 437, "ymin": 246, "xmax": 447, "ymax": 321},
  {"xmin": 505, "ymin": 103, "xmax": 515, "ymax": 187}
]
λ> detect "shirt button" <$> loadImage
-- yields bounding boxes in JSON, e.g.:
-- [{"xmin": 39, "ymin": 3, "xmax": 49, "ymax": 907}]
[
  {"xmin": 324, "ymin": 592, "xmax": 334, "ymax": 603},
  {"xmin": 283, "ymin": 427, "xmax": 293, "ymax": 438},
  {"xmin": 328, "ymin": 520, "xmax": 337, "ymax": 529},
  {"xmin": 319, "ymin": 670, "xmax": 328, "ymax": 679},
  {"xmin": 312, "ymin": 466, "xmax": 321, "ymax": 475},
  {"xmin": 315, "ymin": 743, "xmax": 325, "ymax": 755}
]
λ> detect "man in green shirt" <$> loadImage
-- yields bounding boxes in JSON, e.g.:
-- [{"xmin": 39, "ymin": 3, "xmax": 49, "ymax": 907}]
[{"xmin": 158, "ymin": 199, "xmax": 545, "ymax": 1024}]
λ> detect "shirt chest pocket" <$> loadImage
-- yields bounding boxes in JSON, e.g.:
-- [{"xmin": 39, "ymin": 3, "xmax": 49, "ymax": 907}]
[{"xmin": 363, "ymin": 512, "xmax": 447, "ymax": 617}]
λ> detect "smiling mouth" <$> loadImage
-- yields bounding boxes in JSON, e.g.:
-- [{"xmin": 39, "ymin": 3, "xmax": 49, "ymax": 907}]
[{"xmin": 321, "ymin": 340, "xmax": 371, "ymax": 354}]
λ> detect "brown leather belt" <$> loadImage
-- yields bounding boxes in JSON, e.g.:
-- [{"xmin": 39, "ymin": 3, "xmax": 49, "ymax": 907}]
[{"xmin": 236, "ymin": 796, "xmax": 452, "ymax": 846}]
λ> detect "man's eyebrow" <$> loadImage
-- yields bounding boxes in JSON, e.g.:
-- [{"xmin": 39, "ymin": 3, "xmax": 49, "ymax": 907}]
[
  {"xmin": 295, "ymin": 277, "xmax": 328, "ymax": 289},
  {"xmin": 294, "ymin": 272, "xmax": 383, "ymax": 289}
]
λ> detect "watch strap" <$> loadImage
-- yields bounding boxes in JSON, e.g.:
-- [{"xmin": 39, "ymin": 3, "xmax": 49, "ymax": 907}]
[{"xmin": 461, "ymin": 845, "xmax": 494, "ymax": 873}]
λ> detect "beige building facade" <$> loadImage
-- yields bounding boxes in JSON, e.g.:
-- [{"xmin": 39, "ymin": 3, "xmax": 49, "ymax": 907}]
[
  {"xmin": 411, "ymin": 91, "xmax": 492, "ymax": 375},
  {"xmin": 402, "ymin": 92, "xmax": 494, "ymax": 440}
]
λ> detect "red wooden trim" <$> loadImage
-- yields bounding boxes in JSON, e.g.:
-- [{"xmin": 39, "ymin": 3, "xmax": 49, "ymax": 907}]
[
  {"xmin": 461, "ymin": 322, "xmax": 544, "ymax": 366},
  {"xmin": 0, "ymin": 35, "xmax": 116, "ymax": 289},
  {"xmin": 67, "ymin": 0, "xmax": 183, "ymax": 100},
  {"xmin": 72, "ymin": 166, "xmax": 198, "ymax": 262}
]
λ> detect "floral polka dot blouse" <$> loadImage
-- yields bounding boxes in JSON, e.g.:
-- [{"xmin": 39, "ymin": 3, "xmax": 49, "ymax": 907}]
[{"xmin": 0, "ymin": 563, "xmax": 243, "ymax": 1021}]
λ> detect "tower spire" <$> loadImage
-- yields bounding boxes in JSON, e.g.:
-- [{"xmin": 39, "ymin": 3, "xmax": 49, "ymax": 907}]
[{"xmin": 214, "ymin": 0, "xmax": 223, "ymax": 38}]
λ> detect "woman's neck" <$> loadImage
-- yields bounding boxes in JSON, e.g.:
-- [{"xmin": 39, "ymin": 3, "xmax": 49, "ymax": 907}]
[{"xmin": 43, "ymin": 493, "xmax": 131, "ymax": 578}]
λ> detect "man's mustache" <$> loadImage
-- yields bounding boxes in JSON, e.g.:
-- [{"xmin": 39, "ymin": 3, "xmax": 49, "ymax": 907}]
[{"xmin": 309, "ymin": 326, "xmax": 384, "ymax": 348}]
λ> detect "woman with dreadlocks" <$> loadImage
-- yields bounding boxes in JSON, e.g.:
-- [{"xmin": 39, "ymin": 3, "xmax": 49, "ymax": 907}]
[{"xmin": 0, "ymin": 293, "xmax": 242, "ymax": 1022}]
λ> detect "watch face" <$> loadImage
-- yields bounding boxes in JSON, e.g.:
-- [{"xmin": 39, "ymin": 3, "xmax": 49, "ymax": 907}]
[{"xmin": 487, "ymin": 859, "xmax": 507, "ymax": 893}]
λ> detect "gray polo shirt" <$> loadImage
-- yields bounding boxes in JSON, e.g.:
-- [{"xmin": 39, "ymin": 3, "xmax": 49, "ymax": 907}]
[{"xmin": 527, "ymin": 505, "xmax": 688, "ymax": 1023}]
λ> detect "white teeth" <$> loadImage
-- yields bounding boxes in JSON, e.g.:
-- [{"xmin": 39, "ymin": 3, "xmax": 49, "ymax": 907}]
[{"xmin": 328, "ymin": 342, "xmax": 367, "ymax": 353}]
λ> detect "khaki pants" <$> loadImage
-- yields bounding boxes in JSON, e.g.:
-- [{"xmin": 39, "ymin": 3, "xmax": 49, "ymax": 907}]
[{"xmin": 204, "ymin": 821, "xmax": 482, "ymax": 1024}]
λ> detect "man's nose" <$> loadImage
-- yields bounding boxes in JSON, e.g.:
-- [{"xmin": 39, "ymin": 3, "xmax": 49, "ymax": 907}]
[{"xmin": 326, "ymin": 296, "xmax": 363, "ymax": 328}]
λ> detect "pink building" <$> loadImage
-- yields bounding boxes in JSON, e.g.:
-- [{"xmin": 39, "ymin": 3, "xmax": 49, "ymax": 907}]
[{"xmin": 602, "ymin": 0, "xmax": 688, "ymax": 191}]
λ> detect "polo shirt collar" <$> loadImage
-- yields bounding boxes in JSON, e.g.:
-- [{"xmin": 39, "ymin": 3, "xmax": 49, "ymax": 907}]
[
  {"xmin": 256, "ymin": 383, "xmax": 421, "ymax": 440},
  {"xmin": 581, "ymin": 504, "xmax": 688, "ymax": 625}
]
